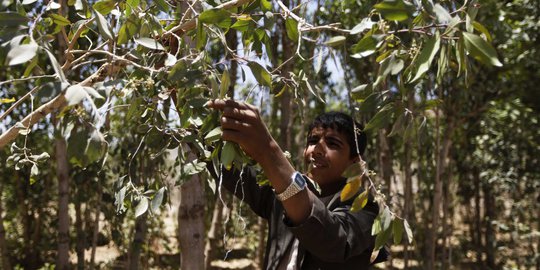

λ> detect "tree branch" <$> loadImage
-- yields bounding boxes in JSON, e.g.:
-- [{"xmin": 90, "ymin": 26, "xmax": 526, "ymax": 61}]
[
  {"xmin": 0, "ymin": 64, "xmax": 109, "ymax": 148},
  {"xmin": 162, "ymin": 0, "xmax": 252, "ymax": 38}
]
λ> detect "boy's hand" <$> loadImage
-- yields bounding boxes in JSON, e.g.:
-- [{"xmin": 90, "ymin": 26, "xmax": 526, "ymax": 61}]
[{"xmin": 206, "ymin": 99, "xmax": 274, "ymax": 165}]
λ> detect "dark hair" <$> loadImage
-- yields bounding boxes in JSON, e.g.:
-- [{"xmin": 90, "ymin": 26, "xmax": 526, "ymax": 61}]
[{"xmin": 307, "ymin": 111, "xmax": 367, "ymax": 157}]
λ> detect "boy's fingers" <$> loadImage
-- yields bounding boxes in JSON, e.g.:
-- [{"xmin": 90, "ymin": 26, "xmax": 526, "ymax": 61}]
[
  {"xmin": 206, "ymin": 99, "xmax": 254, "ymax": 111},
  {"xmin": 221, "ymin": 116, "xmax": 250, "ymax": 130}
]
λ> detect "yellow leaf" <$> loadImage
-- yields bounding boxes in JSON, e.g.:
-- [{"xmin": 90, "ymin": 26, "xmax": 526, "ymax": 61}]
[
  {"xmin": 340, "ymin": 176, "xmax": 361, "ymax": 202},
  {"xmin": 0, "ymin": 97, "xmax": 16, "ymax": 104}
]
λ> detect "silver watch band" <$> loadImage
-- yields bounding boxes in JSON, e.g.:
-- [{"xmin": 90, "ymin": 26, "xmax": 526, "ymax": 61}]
[{"xmin": 275, "ymin": 172, "xmax": 306, "ymax": 201}]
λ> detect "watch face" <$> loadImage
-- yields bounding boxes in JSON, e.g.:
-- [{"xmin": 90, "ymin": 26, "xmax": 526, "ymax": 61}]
[{"xmin": 294, "ymin": 173, "xmax": 306, "ymax": 187}]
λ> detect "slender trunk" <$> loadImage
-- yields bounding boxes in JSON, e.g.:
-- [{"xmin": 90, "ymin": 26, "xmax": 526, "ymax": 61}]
[
  {"xmin": 56, "ymin": 137, "xmax": 71, "ymax": 270},
  {"xmin": 0, "ymin": 184, "xmax": 11, "ymax": 270},
  {"xmin": 441, "ymin": 159, "xmax": 453, "ymax": 270},
  {"xmin": 278, "ymin": 1, "xmax": 294, "ymax": 151},
  {"xmin": 225, "ymin": 29, "xmax": 238, "ymax": 98},
  {"xmin": 483, "ymin": 181, "xmax": 496, "ymax": 269},
  {"xmin": 474, "ymin": 169, "xmax": 483, "ymax": 267},
  {"xmin": 403, "ymin": 141, "xmax": 412, "ymax": 269},
  {"xmin": 75, "ymin": 196, "xmax": 85, "ymax": 269},
  {"xmin": 89, "ymin": 184, "xmax": 102, "ymax": 270},
  {"xmin": 178, "ymin": 145, "xmax": 206, "ymax": 270},
  {"xmin": 205, "ymin": 198, "xmax": 224, "ymax": 269},
  {"xmin": 128, "ymin": 215, "xmax": 148, "ymax": 270},
  {"xmin": 427, "ymin": 110, "xmax": 452, "ymax": 269}
]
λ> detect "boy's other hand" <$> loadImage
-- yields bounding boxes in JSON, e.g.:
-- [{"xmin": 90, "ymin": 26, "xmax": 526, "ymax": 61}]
[{"xmin": 206, "ymin": 99, "xmax": 275, "ymax": 164}]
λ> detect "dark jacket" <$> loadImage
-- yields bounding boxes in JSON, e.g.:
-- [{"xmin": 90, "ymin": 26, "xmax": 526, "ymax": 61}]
[{"xmin": 218, "ymin": 167, "xmax": 379, "ymax": 270}]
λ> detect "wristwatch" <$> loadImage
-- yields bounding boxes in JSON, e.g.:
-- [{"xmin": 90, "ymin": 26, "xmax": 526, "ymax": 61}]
[{"xmin": 275, "ymin": 171, "xmax": 307, "ymax": 201}]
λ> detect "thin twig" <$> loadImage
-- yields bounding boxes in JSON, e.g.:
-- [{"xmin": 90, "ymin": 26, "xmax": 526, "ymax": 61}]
[
  {"xmin": 0, "ymin": 75, "xmax": 57, "ymax": 87},
  {"xmin": 0, "ymin": 86, "xmax": 42, "ymax": 122}
]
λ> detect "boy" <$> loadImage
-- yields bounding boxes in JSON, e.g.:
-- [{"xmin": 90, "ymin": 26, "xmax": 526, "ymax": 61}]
[{"xmin": 207, "ymin": 99, "xmax": 379, "ymax": 269}]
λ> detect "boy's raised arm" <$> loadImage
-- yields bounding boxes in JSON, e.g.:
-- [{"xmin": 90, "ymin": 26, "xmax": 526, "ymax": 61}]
[{"xmin": 207, "ymin": 99, "xmax": 315, "ymax": 225}]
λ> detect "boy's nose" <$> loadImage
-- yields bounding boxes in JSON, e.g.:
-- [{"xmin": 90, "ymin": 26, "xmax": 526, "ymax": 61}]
[{"xmin": 312, "ymin": 140, "xmax": 326, "ymax": 155}]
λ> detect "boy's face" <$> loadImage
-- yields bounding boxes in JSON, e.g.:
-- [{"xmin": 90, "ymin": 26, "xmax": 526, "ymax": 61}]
[{"xmin": 303, "ymin": 126, "xmax": 358, "ymax": 189}]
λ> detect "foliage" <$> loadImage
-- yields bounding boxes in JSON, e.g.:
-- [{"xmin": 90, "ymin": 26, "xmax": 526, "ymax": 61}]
[{"xmin": 1, "ymin": 0, "xmax": 529, "ymax": 268}]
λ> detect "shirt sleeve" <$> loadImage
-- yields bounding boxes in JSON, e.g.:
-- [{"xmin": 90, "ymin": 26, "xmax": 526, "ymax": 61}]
[{"xmin": 283, "ymin": 195, "xmax": 378, "ymax": 263}]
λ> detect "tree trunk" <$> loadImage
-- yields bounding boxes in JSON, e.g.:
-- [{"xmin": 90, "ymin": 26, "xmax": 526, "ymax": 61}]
[
  {"xmin": 403, "ymin": 141, "xmax": 413, "ymax": 269},
  {"xmin": 56, "ymin": 137, "xmax": 71, "ymax": 270},
  {"xmin": 128, "ymin": 214, "xmax": 148, "ymax": 270},
  {"xmin": 427, "ymin": 109, "xmax": 453, "ymax": 269},
  {"xmin": 0, "ymin": 184, "xmax": 11, "ymax": 270},
  {"xmin": 89, "ymin": 184, "xmax": 102, "ymax": 270},
  {"xmin": 178, "ymin": 145, "xmax": 206, "ymax": 270},
  {"xmin": 205, "ymin": 198, "xmax": 225, "ymax": 269},
  {"xmin": 278, "ymin": 0, "xmax": 295, "ymax": 151},
  {"xmin": 483, "ymin": 181, "xmax": 496, "ymax": 270},
  {"xmin": 75, "ymin": 196, "xmax": 86, "ymax": 270},
  {"xmin": 225, "ymin": 29, "xmax": 238, "ymax": 98},
  {"xmin": 473, "ymin": 170, "xmax": 482, "ymax": 267}
]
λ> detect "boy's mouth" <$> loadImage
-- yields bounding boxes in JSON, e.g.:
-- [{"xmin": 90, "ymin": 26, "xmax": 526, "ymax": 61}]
[{"xmin": 310, "ymin": 157, "xmax": 327, "ymax": 168}]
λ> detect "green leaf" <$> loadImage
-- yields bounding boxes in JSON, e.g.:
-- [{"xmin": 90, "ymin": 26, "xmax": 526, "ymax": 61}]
[
  {"xmin": 45, "ymin": 49, "xmax": 67, "ymax": 82},
  {"xmin": 350, "ymin": 34, "xmax": 379, "ymax": 58},
  {"xmin": 134, "ymin": 37, "xmax": 164, "ymax": 50},
  {"xmin": 125, "ymin": 0, "xmax": 140, "ymax": 16},
  {"xmin": 118, "ymin": 15, "xmax": 139, "ymax": 44},
  {"xmin": 462, "ymin": 32, "xmax": 502, "ymax": 67},
  {"xmin": 151, "ymin": 187, "xmax": 165, "ymax": 213},
  {"xmin": 220, "ymin": 68, "xmax": 230, "ymax": 98},
  {"xmin": 49, "ymin": 14, "xmax": 71, "ymax": 26},
  {"xmin": 432, "ymin": 4, "xmax": 452, "ymax": 23},
  {"xmin": 199, "ymin": 8, "xmax": 231, "ymax": 27},
  {"xmin": 86, "ymin": 129, "xmax": 106, "ymax": 164},
  {"xmin": 183, "ymin": 160, "xmax": 206, "ymax": 175},
  {"xmin": 374, "ymin": 225, "xmax": 391, "ymax": 251},
  {"xmin": 95, "ymin": 10, "xmax": 113, "ymax": 41},
  {"xmin": 135, "ymin": 197, "xmax": 149, "ymax": 218},
  {"xmin": 393, "ymin": 218, "xmax": 404, "ymax": 244},
  {"xmin": 325, "ymin": 36, "xmax": 346, "ymax": 47},
  {"xmin": 204, "ymin": 126, "xmax": 223, "ymax": 143},
  {"xmin": 472, "ymin": 21, "xmax": 493, "ymax": 42},
  {"xmin": 65, "ymin": 85, "xmax": 89, "ymax": 106},
  {"xmin": 7, "ymin": 43, "xmax": 38, "ymax": 66},
  {"xmin": 93, "ymin": 0, "xmax": 116, "ymax": 15},
  {"xmin": 374, "ymin": 0, "xmax": 414, "ymax": 22},
  {"xmin": 285, "ymin": 18, "xmax": 299, "ymax": 42},
  {"xmin": 153, "ymin": 0, "xmax": 168, "ymax": 12},
  {"xmin": 22, "ymin": 0, "xmax": 38, "ymax": 4},
  {"xmin": 350, "ymin": 18, "xmax": 375, "ymax": 35},
  {"xmin": 247, "ymin": 61, "xmax": 272, "ymax": 87},
  {"xmin": 0, "ymin": 12, "xmax": 29, "ymax": 27},
  {"xmin": 409, "ymin": 33, "xmax": 441, "ymax": 82},
  {"xmin": 372, "ymin": 216, "xmax": 382, "ymax": 235},
  {"xmin": 221, "ymin": 141, "xmax": 237, "ymax": 170},
  {"xmin": 381, "ymin": 206, "xmax": 393, "ymax": 230},
  {"xmin": 404, "ymin": 218, "xmax": 413, "ymax": 243},
  {"xmin": 196, "ymin": 20, "xmax": 207, "ymax": 49},
  {"xmin": 231, "ymin": 18, "xmax": 253, "ymax": 32},
  {"xmin": 260, "ymin": 0, "xmax": 271, "ymax": 11},
  {"xmin": 364, "ymin": 103, "xmax": 394, "ymax": 131}
]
